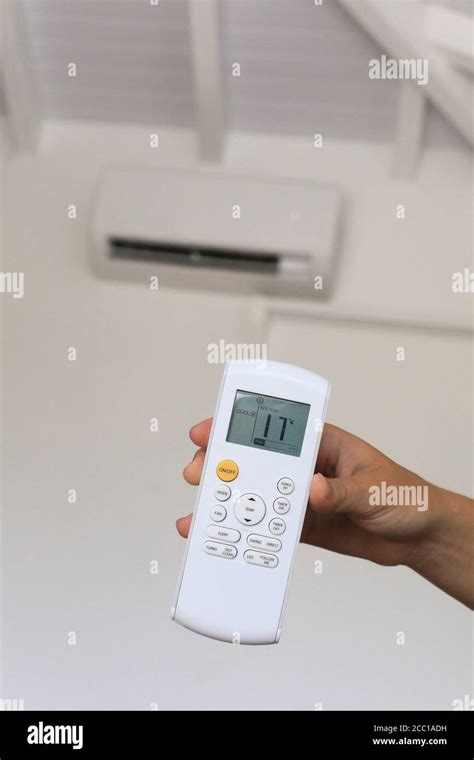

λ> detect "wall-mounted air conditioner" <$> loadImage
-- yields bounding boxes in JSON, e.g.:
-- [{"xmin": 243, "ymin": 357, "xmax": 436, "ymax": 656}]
[{"xmin": 91, "ymin": 167, "xmax": 342, "ymax": 299}]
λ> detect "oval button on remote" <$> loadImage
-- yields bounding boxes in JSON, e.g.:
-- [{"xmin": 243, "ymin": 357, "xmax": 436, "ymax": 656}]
[
  {"xmin": 203, "ymin": 541, "xmax": 237, "ymax": 559},
  {"xmin": 234, "ymin": 493, "xmax": 266, "ymax": 526},
  {"xmin": 207, "ymin": 525, "xmax": 241, "ymax": 543},
  {"xmin": 244, "ymin": 550, "xmax": 278, "ymax": 568},
  {"xmin": 247, "ymin": 534, "xmax": 282, "ymax": 553}
]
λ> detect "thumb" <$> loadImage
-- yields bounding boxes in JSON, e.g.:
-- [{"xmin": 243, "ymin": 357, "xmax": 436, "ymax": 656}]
[{"xmin": 309, "ymin": 472, "xmax": 367, "ymax": 515}]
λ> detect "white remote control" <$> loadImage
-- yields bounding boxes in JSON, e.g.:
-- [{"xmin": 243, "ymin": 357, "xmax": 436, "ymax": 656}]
[{"xmin": 172, "ymin": 360, "xmax": 331, "ymax": 645}]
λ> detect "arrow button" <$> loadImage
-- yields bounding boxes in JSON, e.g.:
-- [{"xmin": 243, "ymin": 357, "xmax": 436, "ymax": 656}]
[{"xmin": 234, "ymin": 493, "xmax": 266, "ymax": 526}]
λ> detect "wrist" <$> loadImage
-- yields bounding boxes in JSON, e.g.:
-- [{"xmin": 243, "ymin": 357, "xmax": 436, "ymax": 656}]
[
  {"xmin": 403, "ymin": 485, "xmax": 450, "ymax": 573},
  {"xmin": 405, "ymin": 486, "xmax": 473, "ymax": 608}
]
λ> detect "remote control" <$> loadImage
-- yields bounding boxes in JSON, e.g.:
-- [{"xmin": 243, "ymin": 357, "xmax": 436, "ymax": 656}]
[{"xmin": 172, "ymin": 360, "xmax": 331, "ymax": 645}]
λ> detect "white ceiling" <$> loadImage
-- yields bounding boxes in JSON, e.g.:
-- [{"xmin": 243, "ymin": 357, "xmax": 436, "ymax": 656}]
[{"xmin": 10, "ymin": 0, "xmax": 472, "ymax": 148}]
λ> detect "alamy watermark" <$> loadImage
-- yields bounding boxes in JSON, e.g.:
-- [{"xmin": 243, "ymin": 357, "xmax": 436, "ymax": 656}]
[
  {"xmin": 0, "ymin": 272, "xmax": 24, "ymax": 298},
  {"xmin": 207, "ymin": 340, "xmax": 267, "ymax": 368},
  {"xmin": 27, "ymin": 722, "xmax": 83, "ymax": 750},
  {"xmin": 452, "ymin": 694, "xmax": 474, "ymax": 710},
  {"xmin": 452, "ymin": 268, "xmax": 473, "ymax": 293},
  {"xmin": 369, "ymin": 55, "xmax": 429, "ymax": 86},
  {"xmin": 0, "ymin": 697, "xmax": 24, "ymax": 710},
  {"xmin": 369, "ymin": 481, "xmax": 429, "ymax": 512}
]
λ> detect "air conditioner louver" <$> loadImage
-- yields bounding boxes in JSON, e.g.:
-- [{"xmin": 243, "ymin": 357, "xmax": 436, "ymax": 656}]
[{"xmin": 109, "ymin": 237, "xmax": 281, "ymax": 273}]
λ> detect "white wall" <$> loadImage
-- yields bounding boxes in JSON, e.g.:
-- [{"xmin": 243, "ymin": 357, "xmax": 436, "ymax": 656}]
[
  {"xmin": 0, "ymin": 116, "xmax": 12, "ymax": 701},
  {"xmin": 1, "ymin": 121, "xmax": 472, "ymax": 709}
]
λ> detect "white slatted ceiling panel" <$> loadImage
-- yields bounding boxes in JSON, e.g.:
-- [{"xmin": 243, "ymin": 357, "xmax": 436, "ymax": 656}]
[
  {"xmin": 10, "ymin": 0, "xmax": 472, "ymax": 147},
  {"xmin": 221, "ymin": 0, "xmax": 400, "ymax": 141},
  {"xmin": 20, "ymin": 0, "xmax": 195, "ymax": 126},
  {"xmin": 221, "ymin": 0, "xmax": 468, "ymax": 148}
]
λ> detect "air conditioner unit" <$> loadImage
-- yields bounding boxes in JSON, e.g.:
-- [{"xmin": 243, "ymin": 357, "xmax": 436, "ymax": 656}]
[{"xmin": 91, "ymin": 167, "xmax": 342, "ymax": 299}]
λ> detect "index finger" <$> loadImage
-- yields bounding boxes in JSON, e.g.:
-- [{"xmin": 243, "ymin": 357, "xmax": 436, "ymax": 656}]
[{"xmin": 189, "ymin": 418, "xmax": 213, "ymax": 448}]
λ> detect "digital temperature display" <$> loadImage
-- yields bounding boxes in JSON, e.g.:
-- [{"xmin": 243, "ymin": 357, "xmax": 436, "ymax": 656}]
[{"xmin": 226, "ymin": 390, "xmax": 310, "ymax": 457}]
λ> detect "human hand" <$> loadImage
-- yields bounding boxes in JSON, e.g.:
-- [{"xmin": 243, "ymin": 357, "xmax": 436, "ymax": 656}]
[{"xmin": 178, "ymin": 419, "xmax": 473, "ymax": 606}]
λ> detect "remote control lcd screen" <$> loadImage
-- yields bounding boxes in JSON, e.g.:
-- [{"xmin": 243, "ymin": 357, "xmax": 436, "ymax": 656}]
[{"xmin": 226, "ymin": 390, "xmax": 310, "ymax": 457}]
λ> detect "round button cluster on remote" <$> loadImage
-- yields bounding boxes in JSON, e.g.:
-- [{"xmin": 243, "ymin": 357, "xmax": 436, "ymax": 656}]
[
  {"xmin": 234, "ymin": 493, "xmax": 266, "ymax": 526},
  {"xmin": 204, "ymin": 476, "xmax": 294, "ymax": 566}
]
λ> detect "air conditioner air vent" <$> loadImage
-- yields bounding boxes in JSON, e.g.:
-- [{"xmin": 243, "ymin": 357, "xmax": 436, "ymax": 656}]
[{"xmin": 109, "ymin": 237, "xmax": 279, "ymax": 274}]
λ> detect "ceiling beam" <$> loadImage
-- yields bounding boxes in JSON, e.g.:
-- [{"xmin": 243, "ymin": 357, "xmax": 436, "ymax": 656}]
[
  {"xmin": 0, "ymin": 0, "xmax": 40, "ymax": 151},
  {"xmin": 393, "ymin": 80, "xmax": 426, "ymax": 178},
  {"xmin": 426, "ymin": 6, "xmax": 474, "ymax": 75},
  {"xmin": 188, "ymin": 0, "xmax": 225, "ymax": 163}
]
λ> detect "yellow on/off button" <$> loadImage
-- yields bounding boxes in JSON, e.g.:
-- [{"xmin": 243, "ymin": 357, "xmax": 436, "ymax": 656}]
[{"xmin": 216, "ymin": 459, "xmax": 239, "ymax": 482}]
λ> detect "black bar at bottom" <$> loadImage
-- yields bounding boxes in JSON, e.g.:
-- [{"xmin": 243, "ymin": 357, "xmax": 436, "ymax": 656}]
[{"xmin": 0, "ymin": 710, "xmax": 471, "ymax": 758}]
